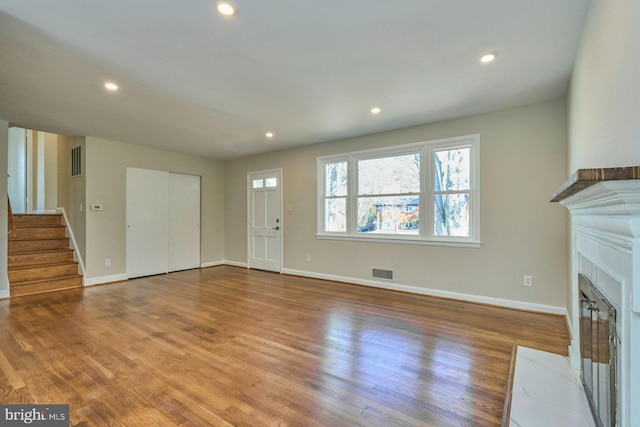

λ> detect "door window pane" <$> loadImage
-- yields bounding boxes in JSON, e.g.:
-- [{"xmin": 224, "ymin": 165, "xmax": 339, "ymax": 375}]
[
  {"xmin": 252, "ymin": 179, "xmax": 263, "ymax": 189},
  {"xmin": 265, "ymin": 177, "xmax": 277, "ymax": 188}
]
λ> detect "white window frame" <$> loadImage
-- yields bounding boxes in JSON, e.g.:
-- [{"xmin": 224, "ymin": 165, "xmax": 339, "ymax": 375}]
[{"xmin": 316, "ymin": 134, "xmax": 480, "ymax": 247}]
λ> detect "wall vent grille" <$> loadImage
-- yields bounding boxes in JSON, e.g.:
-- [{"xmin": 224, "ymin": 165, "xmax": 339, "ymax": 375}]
[
  {"xmin": 372, "ymin": 268, "xmax": 393, "ymax": 280},
  {"xmin": 71, "ymin": 146, "xmax": 82, "ymax": 177}
]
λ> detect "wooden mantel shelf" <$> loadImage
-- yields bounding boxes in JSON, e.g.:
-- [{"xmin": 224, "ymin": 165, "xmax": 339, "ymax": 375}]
[{"xmin": 550, "ymin": 166, "xmax": 640, "ymax": 203}]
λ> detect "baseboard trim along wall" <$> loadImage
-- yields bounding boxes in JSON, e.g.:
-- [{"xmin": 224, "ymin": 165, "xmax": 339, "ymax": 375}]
[
  {"xmin": 282, "ymin": 268, "xmax": 566, "ymax": 315},
  {"xmin": 0, "ymin": 289, "xmax": 9, "ymax": 299},
  {"xmin": 84, "ymin": 274, "xmax": 128, "ymax": 287},
  {"xmin": 200, "ymin": 261, "xmax": 225, "ymax": 268},
  {"xmin": 219, "ymin": 260, "xmax": 249, "ymax": 268}
]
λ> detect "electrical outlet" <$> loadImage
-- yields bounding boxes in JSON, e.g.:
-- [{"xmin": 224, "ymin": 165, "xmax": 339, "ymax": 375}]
[
  {"xmin": 524, "ymin": 275, "xmax": 532, "ymax": 287},
  {"xmin": 306, "ymin": 254, "xmax": 311, "ymax": 262},
  {"xmin": 105, "ymin": 258, "xmax": 111, "ymax": 267}
]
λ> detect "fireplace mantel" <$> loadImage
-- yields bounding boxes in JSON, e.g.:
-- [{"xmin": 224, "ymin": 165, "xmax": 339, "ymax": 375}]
[
  {"xmin": 551, "ymin": 166, "xmax": 640, "ymax": 427},
  {"xmin": 550, "ymin": 166, "xmax": 640, "ymax": 203}
]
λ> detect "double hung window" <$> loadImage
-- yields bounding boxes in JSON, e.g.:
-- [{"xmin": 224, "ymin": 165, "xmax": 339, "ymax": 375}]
[{"xmin": 318, "ymin": 135, "xmax": 480, "ymax": 246}]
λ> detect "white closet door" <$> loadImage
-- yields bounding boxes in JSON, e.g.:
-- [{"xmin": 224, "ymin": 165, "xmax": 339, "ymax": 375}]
[
  {"xmin": 126, "ymin": 168, "xmax": 169, "ymax": 279},
  {"xmin": 169, "ymin": 173, "xmax": 201, "ymax": 272}
]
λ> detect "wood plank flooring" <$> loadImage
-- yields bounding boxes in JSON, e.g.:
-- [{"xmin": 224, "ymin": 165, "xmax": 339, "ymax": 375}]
[{"xmin": 0, "ymin": 266, "xmax": 570, "ymax": 426}]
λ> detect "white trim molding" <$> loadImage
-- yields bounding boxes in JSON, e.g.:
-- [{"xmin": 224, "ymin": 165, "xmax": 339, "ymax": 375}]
[
  {"xmin": 223, "ymin": 260, "xmax": 249, "ymax": 269},
  {"xmin": 201, "ymin": 261, "xmax": 226, "ymax": 268},
  {"xmin": 56, "ymin": 207, "xmax": 86, "ymax": 285},
  {"xmin": 84, "ymin": 274, "xmax": 128, "ymax": 287}
]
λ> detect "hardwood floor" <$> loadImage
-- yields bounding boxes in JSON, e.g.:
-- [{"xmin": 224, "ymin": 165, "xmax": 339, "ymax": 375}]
[{"xmin": 0, "ymin": 266, "xmax": 569, "ymax": 426}]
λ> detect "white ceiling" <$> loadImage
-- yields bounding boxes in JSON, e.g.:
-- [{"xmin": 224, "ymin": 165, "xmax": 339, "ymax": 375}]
[{"xmin": 0, "ymin": 0, "xmax": 590, "ymax": 159}]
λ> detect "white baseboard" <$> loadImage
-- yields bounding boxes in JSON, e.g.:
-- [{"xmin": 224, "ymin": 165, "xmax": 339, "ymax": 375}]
[
  {"xmin": 222, "ymin": 260, "xmax": 249, "ymax": 268},
  {"xmin": 0, "ymin": 289, "xmax": 9, "ymax": 299},
  {"xmin": 84, "ymin": 274, "xmax": 128, "ymax": 287},
  {"xmin": 282, "ymin": 268, "xmax": 566, "ymax": 315},
  {"xmin": 200, "ymin": 261, "xmax": 226, "ymax": 268},
  {"xmin": 202, "ymin": 260, "xmax": 248, "ymax": 268}
]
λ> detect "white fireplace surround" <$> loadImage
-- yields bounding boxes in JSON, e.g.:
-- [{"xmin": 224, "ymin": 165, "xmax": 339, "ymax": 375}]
[{"xmin": 561, "ymin": 180, "xmax": 640, "ymax": 427}]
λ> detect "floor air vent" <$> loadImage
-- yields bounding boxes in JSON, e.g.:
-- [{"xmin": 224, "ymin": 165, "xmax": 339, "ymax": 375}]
[{"xmin": 372, "ymin": 268, "xmax": 393, "ymax": 280}]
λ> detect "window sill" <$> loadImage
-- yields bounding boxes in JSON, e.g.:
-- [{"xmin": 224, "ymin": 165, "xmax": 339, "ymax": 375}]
[{"xmin": 315, "ymin": 234, "xmax": 482, "ymax": 248}]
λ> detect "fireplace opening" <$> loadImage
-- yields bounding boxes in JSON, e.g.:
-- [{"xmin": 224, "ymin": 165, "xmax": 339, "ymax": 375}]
[{"xmin": 579, "ymin": 273, "xmax": 618, "ymax": 427}]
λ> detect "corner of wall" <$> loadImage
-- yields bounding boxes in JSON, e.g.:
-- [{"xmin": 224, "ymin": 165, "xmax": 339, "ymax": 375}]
[{"xmin": 0, "ymin": 119, "xmax": 9, "ymax": 294}]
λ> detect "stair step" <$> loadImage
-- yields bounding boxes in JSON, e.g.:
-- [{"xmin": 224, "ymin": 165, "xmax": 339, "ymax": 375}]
[
  {"xmin": 13, "ymin": 225, "xmax": 67, "ymax": 239},
  {"xmin": 13, "ymin": 214, "xmax": 63, "ymax": 226},
  {"xmin": 7, "ymin": 214, "xmax": 84, "ymax": 298},
  {"xmin": 9, "ymin": 262, "xmax": 79, "ymax": 282},
  {"xmin": 8, "ymin": 250, "xmax": 75, "ymax": 268},
  {"xmin": 8, "ymin": 237, "xmax": 71, "ymax": 254},
  {"xmin": 10, "ymin": 275, "xmax": 83, "ymax": 297}
]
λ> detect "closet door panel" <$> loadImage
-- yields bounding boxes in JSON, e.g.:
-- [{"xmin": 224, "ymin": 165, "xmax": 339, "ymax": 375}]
[
  {"xmin": 169, "ymin": 173, "xmax": 201, "ymax": 272},
  {"xmin": 126, "ymin": 168, "xmax": 169, "ymax": 278}
]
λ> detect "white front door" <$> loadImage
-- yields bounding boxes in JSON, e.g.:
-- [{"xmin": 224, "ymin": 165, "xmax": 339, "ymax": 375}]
[{"xmin": 248, "ymin": 170, "xmax": 282, "ymax": 272}]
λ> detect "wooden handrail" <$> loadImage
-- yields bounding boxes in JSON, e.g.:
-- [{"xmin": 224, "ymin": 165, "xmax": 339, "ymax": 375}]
[{"xmin": 8, "ymin": 196, "xmax": 17, "ymax": 239}]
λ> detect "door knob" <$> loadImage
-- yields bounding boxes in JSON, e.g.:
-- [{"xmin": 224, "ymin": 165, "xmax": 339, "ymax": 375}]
[{"xmin": 272, "ymin": 226, "xmax": 280, "ymax": 230}]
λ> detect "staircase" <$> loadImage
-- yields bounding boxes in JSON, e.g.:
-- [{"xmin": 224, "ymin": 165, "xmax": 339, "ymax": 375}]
[{"xmin": 8, "ymin": 214, "xmax": 83, "ymax": 297}]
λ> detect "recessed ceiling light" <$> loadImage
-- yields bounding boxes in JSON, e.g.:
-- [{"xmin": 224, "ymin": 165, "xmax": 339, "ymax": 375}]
[
  {"xmin": 370, "ymin": 107, "xmax": 381, "ymax": 114},
  {"xmin": 479, "ymin": 52, "xmax": 497, "ymax": 64},
  {"xmin": 265, "ymin": 132, "xmax": 274, "ymax": 138},
  {"xmin": 104, "ymin": 82, "xmax": 119, "ymax": 91},
  {"xmin": 216, "ymin": 2, "xmax": 236, "ymax": 16}
]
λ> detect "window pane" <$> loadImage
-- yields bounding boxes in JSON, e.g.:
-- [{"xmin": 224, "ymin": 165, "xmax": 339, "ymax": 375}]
[
  {"xmin": 252, "ymin": 179, "xmax": 263, "ymax": 189},
  {"xmin": 434, "ymin": 194, "xmax": 469, "ymax": 237},
  {"xmin": 265, "ymin": 177, "xmax": 277, "ymax": 187},
  {"xmin": 357, "ymin": 196, "xmax": 419, "ymax": 235},
  {"xmin": 325, "ymin": 198, "xmax": 346, "ymax": 232},
  {"xmin": 325, "ymin": 162, "xmax": 348, "ymax": 196},
  {"xmin": 359, "ymin": 153, "xmax": 420, "ymax": 195},
  {"xmin": 434, "ymin": 148, "xmax": 470, "ymax": 191}
]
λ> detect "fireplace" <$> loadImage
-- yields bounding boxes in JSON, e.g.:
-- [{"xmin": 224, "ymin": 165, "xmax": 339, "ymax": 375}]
[
  {"xmin": 552, "ymin": 167, "xmax": 640, "ymax": 427},
  {"xmin": 579, "ymin": 273, "xmax": 617, "ymax": 427}
]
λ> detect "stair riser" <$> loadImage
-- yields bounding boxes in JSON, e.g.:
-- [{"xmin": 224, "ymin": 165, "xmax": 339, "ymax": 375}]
[
  {"xmin": 13, "ymin": 215, "xmax": 64, "ymax": 226},
  {"xmin": 8, "ymin": 251, "xmax": 75, "ymax": 267},
  {"xmin": 9, "ymin": 239, "xmax": 70, "ymax": 253},
  {"xmin": 10, "ymin": 277, "xmax": 83, "ymax": 297},
  {"xmin": 14, "ymin": 227, "xmax": 67, "ymax": 239},
  {"xmin": 9, "ymin": 264, "xmax": 79, "ymax": 282}
]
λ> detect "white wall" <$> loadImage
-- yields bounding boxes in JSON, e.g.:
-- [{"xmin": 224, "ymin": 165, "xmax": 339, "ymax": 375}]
[
  {"xmin": 225, "ymin": 99, "xmax": 568, "ymax": 311},
  {"xmin": 565, "ymin": 0, "xmax": 640, "ymax": 334},
  {"xmin": 43, "ymin": 132, "xmax": 58, "ymax": 211},
  {"xmin": 84, "ymin": 137, "xmax": 225, "ymax": 282},
  {"xmin": 568, "ymin": 0, "xmax": 640, "ymax": 170},
  {"xmin": 57, "ymin": 135, "xmax": 86, "ymax": 262},
  {"xmin": 7, "ymin": 127, "xmax": 26, "ymax": 214},
  {"xmin": 0, "ymin": 119, "xmax": 9, "ymax": 298}
]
